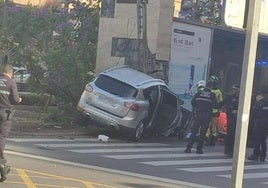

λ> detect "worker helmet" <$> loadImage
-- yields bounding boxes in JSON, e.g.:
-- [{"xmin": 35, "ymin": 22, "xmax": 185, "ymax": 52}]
[
  {"xmin": 196, "ymin": 80, "xmax": 206, "ymax": 89},
  {"xmin": 208, "ymin": 75, "xmax": 219, "ymax": 83}
]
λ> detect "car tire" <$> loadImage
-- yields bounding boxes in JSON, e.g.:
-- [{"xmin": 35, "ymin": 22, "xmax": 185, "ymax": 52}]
[{"xmin": 130, "ymin": 121, "xmax": 145, "ymax": 141}]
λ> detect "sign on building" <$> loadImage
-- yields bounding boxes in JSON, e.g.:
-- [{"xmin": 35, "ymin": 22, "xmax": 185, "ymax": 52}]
[{"xmin": 169, "ymin": 22, "xmax": 212, "ymax": 111}]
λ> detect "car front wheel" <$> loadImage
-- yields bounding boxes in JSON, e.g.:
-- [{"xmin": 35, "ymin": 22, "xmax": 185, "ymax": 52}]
[{"xmin": 131, "ymin": 121, "xmax": 145, "ymax": 141}]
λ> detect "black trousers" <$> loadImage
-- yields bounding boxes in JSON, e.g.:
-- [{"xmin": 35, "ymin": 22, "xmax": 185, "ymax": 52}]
[
  {"xmin": 252, "ymin": 120, "xmax": 268, "ymax": 158},
  {"xmin": 0, "ymin": 109, "xmax": 12, "ymax": 161},
  {"xmin": 187, "ymin": 112, "xmax": 212, "ymax": 151},
  {"xmin": 225, "ymin": 113, "xmax": 237, "ymax": 154}
]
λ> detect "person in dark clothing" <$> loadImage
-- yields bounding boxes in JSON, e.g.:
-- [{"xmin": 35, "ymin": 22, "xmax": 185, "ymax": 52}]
[
  {"xmin": 222, "ymin": 85, "xmax": 240, "ymax": 157},
  {"xmin": 247, "ymin": 93, "xmax": 268, "ymax": 162},
  {"xmin": 0, "ymin": 64, "xmax": 22, "ymax": 181},
  {"xmin": 184, "ymin": 84, "xmax": 218, "ymax": 154},
  {"xmin": 205, "ymin": 75, "xmax": 223, "ymax": 146}
]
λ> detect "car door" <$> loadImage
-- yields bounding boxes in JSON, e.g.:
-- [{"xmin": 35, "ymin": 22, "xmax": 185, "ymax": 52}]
[
  {"xmin": 152, "ymin": 86, "xmax": 182, "ymax": 136},
  {"xmin": 143, "ymin": 85, "xmax": 160, "ymax": 129}
]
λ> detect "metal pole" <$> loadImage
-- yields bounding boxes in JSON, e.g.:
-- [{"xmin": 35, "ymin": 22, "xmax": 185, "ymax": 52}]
[
  {"xmin": 136, "ymin": 0, "xmax": 141, "ymax": 40},
  {"xmin": 231, "ymin": 0, "xmax": 261, "ymax": 187},
  {"xmin": 136, "ymin": 0, "xmax": 143, "ymax": 71},
  {"xmin": 141, "ymin": 0, "xmax": 147, "ymax": 73}
]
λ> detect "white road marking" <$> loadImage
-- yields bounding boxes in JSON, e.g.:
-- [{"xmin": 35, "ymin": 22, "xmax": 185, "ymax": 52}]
[
  {"xmin": 6, "ymin": 150, "xmax": 216, "ymax": 188},
  {"xmin": 8, "ymin": 138, "xmax": 100, "ymax": 142},
  {"xmin": 179, "ymin": 166, "xmax": 232, "ymax": 172},
  {"xmin": 179, "ymin": 163, "xmax": 268, "ymax": 172},
  {"xmin": 141, "ymin": 158, "xmax": 233, "ymax": 166},
  {"xmin": 69, "ymin": 148, "xmax": 184, "ymax": 153},
  {"xmin": 219, "ymin": 172, "xmax": 268, "ymax": 179},
  {"xmin": 35, "ymin": 143, "xmax": 168, "ymax": 148},
  {"xmin": 104, "ymin": 152, "xmax": 223, "ymax": 159}
]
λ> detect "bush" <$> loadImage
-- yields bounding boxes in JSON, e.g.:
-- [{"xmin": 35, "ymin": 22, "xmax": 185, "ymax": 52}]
[
  {"xmin": 17, "ymin": 93, "xmax": 78, "ymax": 126},
  {"xmin": 18, "ymin": 92, "xmax": 56, "ymax": 106}
]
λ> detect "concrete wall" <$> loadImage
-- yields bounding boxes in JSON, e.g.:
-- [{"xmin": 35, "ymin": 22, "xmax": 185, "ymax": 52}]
[
  {"xmin": 95, "ymin": 0, "xmax": 174, "ymax": 75},
  {"xmin": 155, "ymin": 0, "xmax": 173, "ymax": 61}
]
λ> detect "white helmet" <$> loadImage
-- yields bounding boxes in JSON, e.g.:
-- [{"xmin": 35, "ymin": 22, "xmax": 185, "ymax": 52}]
[{"xmin": 196, "ymin": 80, "xmax": 206, "ymax": 88}]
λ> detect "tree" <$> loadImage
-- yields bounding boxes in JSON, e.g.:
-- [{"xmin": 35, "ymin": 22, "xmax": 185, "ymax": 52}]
[
  {"xmin": 180, "ymin": 0, "xmax": 222, "ymax": 25},
  {"xmin": 0, "ymin": 1, "xmax": 100, "ymax": 106}
]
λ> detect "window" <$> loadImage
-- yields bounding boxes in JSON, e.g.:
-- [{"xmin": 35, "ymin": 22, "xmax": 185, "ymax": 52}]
[
  {"xmin": 95, "ymin": 74, "xmax": 138, "ymax": 97},
  {"xmin": 101, "ymin": 0, "xmax": 115, "ymax": 18},
  {"xmin": 111, "ymin": 37, "xmax": 140, "ymax": 57},
  {"xmin": 117, "ymin": 0, "xmax": 137, "ymax": 3},
  {"xmin": 117, "ymin": 0, "xmax": 147, "ymax": 3}
]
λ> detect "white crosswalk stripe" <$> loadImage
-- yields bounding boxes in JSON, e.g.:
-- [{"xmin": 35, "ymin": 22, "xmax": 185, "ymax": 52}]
[
  {"xmin": 35, "ymin": 143, "xmax": 168, "ymax": 148},
  {"xmin": 9, "ymin": 137, "xmax": 268, "ymax": 184},
  {"xmin": 180, "ymin": 166, "xmax": 232, "ymax": 172},
  {"xmin": 219, "ymin": 172, "xmax": 268, "ymax": 179},
  {"xmin": 68, "ymin": 147, "xmax": 185, "ymax": 153},
  {"xmin": 180, "ymin": 164, "xmax": 268, "ymax": 172},
  {"xmin": 104, "ymin": 152, "xmax": 223, "ymax": 159},
  {"xmin": 141, "ymin": 158, "xmax": 233, "ymax": 166},
  {"xmin": 8, "ymin": 138, "xmax": 101, "ymax": 142}
]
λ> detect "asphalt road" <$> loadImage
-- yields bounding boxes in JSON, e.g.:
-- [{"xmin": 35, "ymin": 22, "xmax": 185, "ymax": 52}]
[
  {"xmin": 4, "ymin": 151, "xmax": 192, "ymax": 188},
  {"xmin": 5, "ymin": 136, "xmax": 267, "ymax": 188}
]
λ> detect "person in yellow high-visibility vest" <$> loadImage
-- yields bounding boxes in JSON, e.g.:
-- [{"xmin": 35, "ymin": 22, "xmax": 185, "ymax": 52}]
[{"xmin": 205, "ymin": 75, "xmax": 223, "ymax": 146}]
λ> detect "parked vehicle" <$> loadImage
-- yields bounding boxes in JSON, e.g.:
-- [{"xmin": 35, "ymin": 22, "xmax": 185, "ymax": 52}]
[
  {"xmin": 13, "ymin": 67, "xmax": 30, "ymax": 84},
  {"xmin": 77, "ymin": 66, "xmax": 183, "ymax": 140}
]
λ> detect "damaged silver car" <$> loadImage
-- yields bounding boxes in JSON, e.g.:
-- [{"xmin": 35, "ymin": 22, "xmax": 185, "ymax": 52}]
[{"xmin": 77, "ymin": 66, "xmax": 183, "ymax": 140}]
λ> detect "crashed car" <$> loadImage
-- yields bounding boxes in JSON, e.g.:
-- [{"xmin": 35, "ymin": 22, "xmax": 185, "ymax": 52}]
[{"xmin": 77, "ymin": 66, "xmax": 183, "ymax": 140}]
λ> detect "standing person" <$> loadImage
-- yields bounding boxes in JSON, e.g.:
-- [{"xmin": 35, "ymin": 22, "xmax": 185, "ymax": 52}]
[
  {"xmin": 0, "ymin": 64, "xmax": 22, "ymax": 181},
  {"xmin": 247, "ymin": 93, "xmax": 268, "ymax": 162},
  {"xmin": 184, "ymin": 83, "xmax": 218, "ymax": 154},
  {"xmin": 184, "ymin": 80, "xmax": 207, "ymax": 140},
  {"xmin": 205, "ymin": 75, "xmax": 223, "ymax": 146},
  {"xmin": 222, "ymin": 85, "xmax": 240, "ymax": 157}
]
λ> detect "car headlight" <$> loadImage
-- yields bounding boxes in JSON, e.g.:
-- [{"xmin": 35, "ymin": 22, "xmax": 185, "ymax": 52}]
[{"xmin": 85, "ymin": 84, "xmax": 93, "ymax": 92}]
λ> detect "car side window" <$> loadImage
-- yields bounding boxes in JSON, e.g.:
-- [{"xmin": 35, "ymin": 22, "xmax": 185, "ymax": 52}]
[
  {"xmin": 159, "ymin": 85, "xmax": 178, "ymax": 107},
  {"xmin": 143, "ymin": 86, "xmax": 158, "ymax": 106},
  {"xmin": 161, "ymin": 90, "xmax": 177, "ymax": 107}
]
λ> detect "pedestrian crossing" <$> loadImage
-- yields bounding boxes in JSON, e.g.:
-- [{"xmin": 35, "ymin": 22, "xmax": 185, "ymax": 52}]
[
  {"xmin": 8, "ymin": 138, "xmax": 268, "ymax": 185},
  {"xmin": 104, "ymin": 152, "xmax": 224, "ymax": 159},
  {"xmin": 180, "ymin": 164, "xmax": 268, "ymax": 172},
  {"xmin": 141, "ymin": 158, "xmax": 233, "ymax": 166}
]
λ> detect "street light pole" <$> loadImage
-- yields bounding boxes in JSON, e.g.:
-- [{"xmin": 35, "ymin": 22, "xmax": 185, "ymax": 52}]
[
  {"xmin": 136, "ymin": 0, "xmax": 147, "ymax": 73},
  {"xmin": 141, "ymin": 0, "xmax": 147, "ymax": 73},
  {"xmin": 231, "ymin": 0, "xmax": 261, "ymax": 187}
]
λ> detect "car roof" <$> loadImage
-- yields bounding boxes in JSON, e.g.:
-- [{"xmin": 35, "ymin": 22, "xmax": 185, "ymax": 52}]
[
  {"xmin": 13, "ymin": 66, "xmax": 27, "ymax": 71},
  {"xmin": 101, "ymin": 66, "xmax": 167, "ymax": 88}
]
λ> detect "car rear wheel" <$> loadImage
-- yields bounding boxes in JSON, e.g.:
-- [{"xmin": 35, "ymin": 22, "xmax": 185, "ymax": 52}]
[{"xmin": 131, "ymin": 121, "xmax": 145, "ymax": 141}]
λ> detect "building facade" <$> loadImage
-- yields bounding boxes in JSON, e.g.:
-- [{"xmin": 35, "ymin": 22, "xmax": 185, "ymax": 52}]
[{"xmin": 95, "ymin": 0, "xmax": 174, "ymax": 82}]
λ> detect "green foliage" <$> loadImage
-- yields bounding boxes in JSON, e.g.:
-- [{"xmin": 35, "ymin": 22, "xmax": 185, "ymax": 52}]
[
  {"xmin": 0, "ymin": 1, "xmax": 99, "ymax": 107},
  {"xmin": 16, "ymin": 92, "xmax": 76, "ymax": 125},
  {"xmin": 180, "ymin": 0, "xmax": 222, "ymax": 25},
  {"xmin": 18, "ymin": 92, "xmax": 51, "ymax": 106}
]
